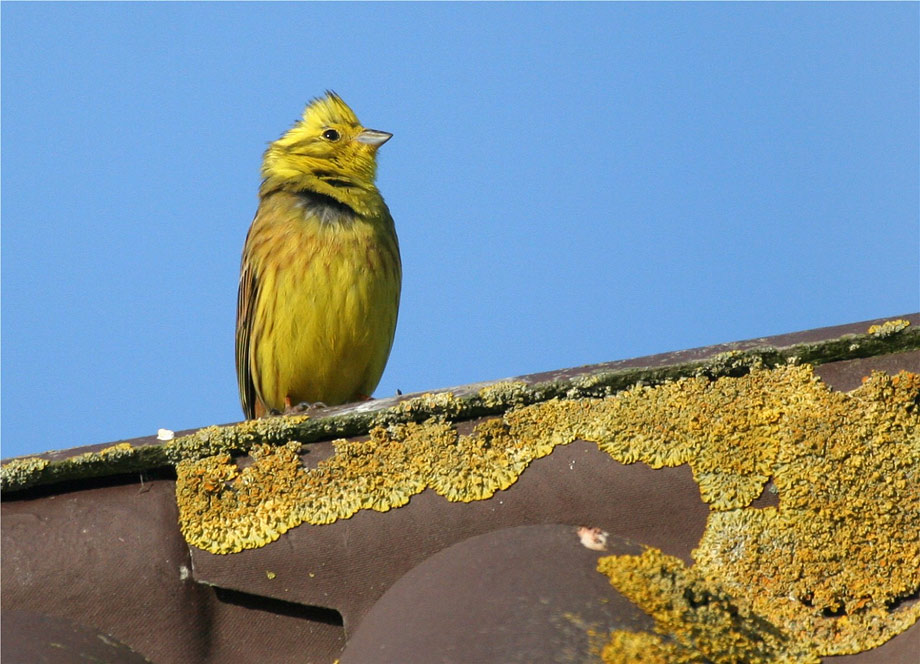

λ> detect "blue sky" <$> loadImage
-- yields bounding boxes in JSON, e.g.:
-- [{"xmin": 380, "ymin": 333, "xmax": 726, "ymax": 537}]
[{"xmin": 2, "ymin": 3, "xmax": 917, "ymax": 460}]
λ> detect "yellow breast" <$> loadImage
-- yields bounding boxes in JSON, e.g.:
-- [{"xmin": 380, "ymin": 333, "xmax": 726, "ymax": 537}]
[{"xmin": 242, "ymin": 191, "xmax": 401, "ymax": 410}]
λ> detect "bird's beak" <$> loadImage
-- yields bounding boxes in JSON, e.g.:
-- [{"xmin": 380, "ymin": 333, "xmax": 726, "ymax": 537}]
[{"xmin": 355, "ymin": 129, "xmax": 392, "ymax": 146}]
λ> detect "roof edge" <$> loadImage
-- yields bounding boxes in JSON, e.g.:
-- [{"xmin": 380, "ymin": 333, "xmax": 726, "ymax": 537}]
[{"xmin": 3, "ymin": 315, "xmax": 917, "ymax": 495}]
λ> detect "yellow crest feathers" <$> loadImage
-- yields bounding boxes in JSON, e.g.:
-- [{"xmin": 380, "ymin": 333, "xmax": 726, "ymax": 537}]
[{"xmin": 301, "ymin": 91, "xmax": 360, "ymax": 130}]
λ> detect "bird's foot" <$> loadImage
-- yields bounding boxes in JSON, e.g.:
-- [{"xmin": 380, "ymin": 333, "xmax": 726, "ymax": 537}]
[
  {"xmin": 285, "ymin": 400, "xmax": 328, "ymax": 414},
  {"xmin": 267, "ymin": 397, "xmax": 328, "ymax": 417}
]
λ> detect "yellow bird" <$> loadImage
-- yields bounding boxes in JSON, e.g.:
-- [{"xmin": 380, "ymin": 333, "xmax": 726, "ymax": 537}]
[{"xmin": 236, "ymin": 92, "xmax": 401, "ymax": 418}]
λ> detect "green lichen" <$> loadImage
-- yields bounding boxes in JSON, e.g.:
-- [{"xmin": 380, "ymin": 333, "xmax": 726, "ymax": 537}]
[
  {"xmin": 0, "ymin": 416, "xmax": 311, "ymax": 493},
  {"xmin": 4, "ymin": 322, "xmax": 918, "ymax": 493}
]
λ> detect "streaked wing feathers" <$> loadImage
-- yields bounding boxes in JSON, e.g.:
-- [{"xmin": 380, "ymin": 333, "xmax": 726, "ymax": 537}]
[{"xmin": 235, "ymin": 235, "xmax": 259, "ymax": 419}]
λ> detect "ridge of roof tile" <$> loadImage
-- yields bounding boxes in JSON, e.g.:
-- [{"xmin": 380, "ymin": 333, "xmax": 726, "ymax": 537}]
[{"xmin": 2, "ymin": 314, "xmax": 918, "ymax": 495}]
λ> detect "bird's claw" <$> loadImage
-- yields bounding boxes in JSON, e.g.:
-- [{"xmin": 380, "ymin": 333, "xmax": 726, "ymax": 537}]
[{"xmin": 266, "ymin": 400, "xmax": 328, "ymax": 417}]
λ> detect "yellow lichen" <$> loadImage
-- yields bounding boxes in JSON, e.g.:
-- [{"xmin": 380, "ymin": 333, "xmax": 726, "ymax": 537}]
[
  {"xmin": 0, "ymin": 456, "xmax": 49, "ymax": 490},
  {"xmin": 176, "ymin": 416, "xmax": 548, "ymax": 551},
  {"xmin": 868, "ymin": 319, "xmax": 911, "ymax": 337},
  {"xmin": 600, "ymin": 630, "xmax": 679, "ymax": 664},
  {"xmin": 175, "ymin": 364, "xmax": 920, "ymax": 657},
  {"xmin": 7, "ymin": 325, "xmax": 918, "ymax": 494},
  {"xmin": 96, "ymin": 443, "xmax": 134, "ymax": 457},
  {"xmin": 691, "ymin": 370, "xmax": 920, "ymax": 655},
  {"xmin": 597, "ymin": 548, "xmax": 820, "ymax": 664},
  {"xmin": 477, "ymin": 381, "xmax": 531, "ymax": 408},
  {"xmin": 0, "ymin": 414, "xmax": 315, "ymax": 492},
  {"xmin": 589, "ymin": 364, "xmax": 819, "ymax": 510},
  {"xmin": 372, "ymin": 392, "xmax": 463, "ymax": 426},
  {"xmin": 163, "ymin": 415, "xmax": 311, "ymax": 463},
  {"xmin": 594, "ymin": 369, "xmax": 920, "ymax": 660}
]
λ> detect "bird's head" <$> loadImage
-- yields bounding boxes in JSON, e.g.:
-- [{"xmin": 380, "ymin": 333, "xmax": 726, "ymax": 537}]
[{"xmin": 261, "ymin": 92, "xmax": 391, "ymax": 195}]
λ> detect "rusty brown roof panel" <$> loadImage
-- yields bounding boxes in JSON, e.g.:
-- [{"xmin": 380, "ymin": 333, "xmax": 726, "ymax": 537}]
[
  {"xmin": 2, "ymin": 611, "xmax": 153, "ymax": 663},
  {"xmin": 187, "ymin": 441, "xmax": 709, "ymax": 631},
  {"xmin": 2, "ymin": 315, "xmax": 919, "ymax": 663}
]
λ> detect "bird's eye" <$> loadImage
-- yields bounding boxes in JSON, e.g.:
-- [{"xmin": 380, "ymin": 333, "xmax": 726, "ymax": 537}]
[{"xmin": 322, "ymin": 129, "xmax": 340, "ymax": 141}]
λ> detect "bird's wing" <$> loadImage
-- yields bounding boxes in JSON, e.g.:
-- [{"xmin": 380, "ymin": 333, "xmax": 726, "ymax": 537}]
[{"xmin": 236, "ymin": 235, "xmax": 260, "ymax": 420}]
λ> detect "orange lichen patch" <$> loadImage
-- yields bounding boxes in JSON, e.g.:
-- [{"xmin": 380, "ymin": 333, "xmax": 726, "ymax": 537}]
[
  {"xmin": 176, "ymin": 364, "xmax": 920, "ymax": 655},
  {"xmin": 868, "ymin": 319, "xmax": 910, "ymax": 337},
  {"xmin": 428, "ymin": 418, "xmax": 528, "ymax": 501},
  {"xmin": 503, "ymin": 364, "xmax": 823, "ymax": 510},
  {"xmin": 597, "ymin": 548, "xmax": 819, "ymax": 664},
  {"xmin": 304, "ymin": 421, "xmax": 449, "ymax": 520},
  {"xmin": 177, "ymin": 417, "xmax": 551, "ymax": 552},
  {"xmin": 600, "ymin": 630, "xmax": 678, "ymax": 664},
  {"xmin": 692, "ymin": 370, "xmax": 920, "ymax": 655},
  {"xmin": 593, "ymin": 364, "xmax": 819, "ymax": 510},
  {"xmin": 594, "ymin": 369, "xmax": 920, "ymax": 659},
  {"xmin": 505, "ymin": 397, "xmax": 598, "ymax": 453},
  {"xmin": 558, "ymin": 612, "xmax": 616, "ymax": 661}
]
